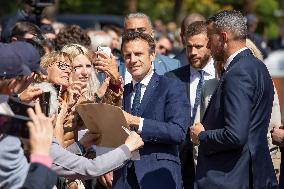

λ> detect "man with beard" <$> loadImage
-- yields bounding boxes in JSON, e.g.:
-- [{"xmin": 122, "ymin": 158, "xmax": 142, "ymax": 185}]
[
  {"xmin": 165, "ymin": 21, "xmax": 215, "ymax": 189},
  {"xmin": 190, "ymin": 10, "xmax": 278, "ymax": 189}
]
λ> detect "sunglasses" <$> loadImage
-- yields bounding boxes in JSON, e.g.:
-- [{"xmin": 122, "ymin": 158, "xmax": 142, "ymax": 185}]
[
  {"xmin": 49, "ymin": 61, "xmax": 71, "ymax": 71},
  {"xmin": 126, "ymin": 27, "xmax": 147, "ymax": 33}
]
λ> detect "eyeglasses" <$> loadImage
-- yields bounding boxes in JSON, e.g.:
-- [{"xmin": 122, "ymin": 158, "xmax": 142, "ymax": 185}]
[
  {"xmin": 126, "ymin": 27, "xmax": 147, "ymax": 33},
  {"xmin": 49, "ymin": 61, "xmax": 71, "ymax": 71}
]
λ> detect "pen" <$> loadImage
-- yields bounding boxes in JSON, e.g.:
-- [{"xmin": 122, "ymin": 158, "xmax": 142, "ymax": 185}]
[{"xmin": 122, "ymin": 126, "xmax": 131, "ymax": 135}]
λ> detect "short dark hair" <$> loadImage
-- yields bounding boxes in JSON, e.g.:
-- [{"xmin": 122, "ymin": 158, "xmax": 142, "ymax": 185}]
[
  {"xmin": 11, "ymin": 22, "xmax": 45, "ymax": 57},
  {"xmin": 185, "ymin": 21, "xmax": 207, "ymax": 38},
  {"xmin": 121, "ymin": 31, "xmax": 156, "ymax": 54},
  {"xmin": 11, "ymin": 21, "xmax": 43, "ymax": 40},
  {"xmin": 207, "ymin": 10, "xmax": 247, "ymax": 40},
  {"xmin": 181, "ymin": 13, "xmax": 206, "ymax": 35},
  {"xmin": 55, "ymin": 25, "xmax": 91, "ymax": 50}
]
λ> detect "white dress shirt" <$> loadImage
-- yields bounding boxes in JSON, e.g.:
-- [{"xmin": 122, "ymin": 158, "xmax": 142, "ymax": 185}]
[
  {"xmin": 190, "ymin": 58, "xmax": 215, "ymax": 117},
  {"xmin": 131, "ymin": 71, "xmax": 154, "ymax": 132}
]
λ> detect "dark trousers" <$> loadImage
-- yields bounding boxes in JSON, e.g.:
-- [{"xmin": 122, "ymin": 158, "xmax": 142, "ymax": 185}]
[{"xmin": 126, "ymin": 163, "xmax": 140, "ymax": 189}]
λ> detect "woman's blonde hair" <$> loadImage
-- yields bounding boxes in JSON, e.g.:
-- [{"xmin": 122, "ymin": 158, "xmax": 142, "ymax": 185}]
[
  {"xmin": 40, "ymin": 51, "xmax": 72, "ymax": 69},
  {"xmin": 246, "ymin": 38, "xmax": 264, "ymax": 61},
  {"xmin": 61, "ymin": 44, "xmax": 93, "ymax": 63},
  {"xmin": 61, "ymin": 44, "xmax": 100, "ymax": 99}
]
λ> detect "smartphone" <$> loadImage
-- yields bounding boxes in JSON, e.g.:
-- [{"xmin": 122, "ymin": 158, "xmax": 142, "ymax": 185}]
[
  {"xmin": 97, "ymin": 46, "xmax": 111, "ymax": 57},
  {"xmin": 0, "ymin": 114, "xmax": 31, "ymax": 138},
  {"xmin": 8, "ymin": 97, "xmax": 34, "ymax": 117},
  {"xmin": 39, "ymin": 92, "xmax": 50, "ymax": 117}
]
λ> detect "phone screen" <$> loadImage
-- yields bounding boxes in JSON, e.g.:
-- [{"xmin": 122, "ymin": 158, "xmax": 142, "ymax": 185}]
[{"xmin": 39, "ymin": 92, "xmax": 50, "ymax": 117}]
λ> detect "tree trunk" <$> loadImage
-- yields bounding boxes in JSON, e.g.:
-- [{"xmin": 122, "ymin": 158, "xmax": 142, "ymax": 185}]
[
  {"xmin": 242, "ymin": 0, "xmax": 257, "ymax": 14},
  {"xmin": 126, "ymin": 0, "xmax": 137, "ymax": 13}
]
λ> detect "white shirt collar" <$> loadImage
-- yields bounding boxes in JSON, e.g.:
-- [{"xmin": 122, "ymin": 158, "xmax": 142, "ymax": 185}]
[
  {"xmin": 224, "ymin": 47, "xmax": 248, "ymax": 70},
  {"xmin": 132, "ymin": 71, "xmax": 154, "ymax": 88},
  {"xmin": 190, "ymin": 58, "xmax": 215, "ymax": 76}
]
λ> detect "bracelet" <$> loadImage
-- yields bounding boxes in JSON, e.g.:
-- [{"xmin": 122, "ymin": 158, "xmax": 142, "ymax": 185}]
[{"xmin": 109, "ymin": 79, "xmax": 122, "ymax": 93}]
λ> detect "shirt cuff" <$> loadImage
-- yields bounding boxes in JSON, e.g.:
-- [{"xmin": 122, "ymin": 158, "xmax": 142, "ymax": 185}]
[
  {"xmin": 30, "ymin": 154, "xmax": 52, "ymax": 168},
  {"xmin": 138, "ymin": 118, "xmax": 144, "ymax": 133}
]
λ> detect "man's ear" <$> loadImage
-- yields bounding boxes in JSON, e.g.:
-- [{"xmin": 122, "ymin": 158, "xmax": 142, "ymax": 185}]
[
  {"xmin": 8, "ymin": 79, "xmax": 17, "ymax": 94},
  {"xmin": 220, "ymin": 32, "xmax": 229, "ymax": 43},
  {"xmin": 150, "ymin": 30, "xmax": 155, "ymax": 38},
  {"xmin": 150, "ymin": 51, "xmax": 156, "ymax": 62}
]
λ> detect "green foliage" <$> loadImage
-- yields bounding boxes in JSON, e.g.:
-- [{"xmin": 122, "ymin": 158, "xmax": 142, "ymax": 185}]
[
  {"xmin": 0, "ymin": 0, "xmax": 281, "ymax": 40},
  {"xmin": 59, "ymin": 0, "xmax": 126, "ymax": 15},
  {"xmin": 0, "ymin": 0, "xmax": 20, "ymax": 17},
  {"xmin": 255, "ymin": 0, "xmax": 279, "ymax": 39},
  {"xmin": 264, "ymin": 22, "xmax": 279, "ymax": 39},
  {"xmin": 138, "ymin": 0, "xmax": 174, "ymax": 23}
]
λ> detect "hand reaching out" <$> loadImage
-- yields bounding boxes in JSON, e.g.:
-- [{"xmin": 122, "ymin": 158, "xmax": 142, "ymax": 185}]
[
  {"xmin": 19, "ymin": 86, "xmax": 43, "ymax": 103},
  {"xmin": 27, "ymin": 101, "xmax": 53, "ymax": 156}
]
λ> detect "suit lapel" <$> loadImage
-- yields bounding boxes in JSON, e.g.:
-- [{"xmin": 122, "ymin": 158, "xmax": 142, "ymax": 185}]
[
  {"xmin": 226, "ymin": 49, "xmax": 252, "ymax": 72},
  {"xmin": 202, "ymin": 49, "xmax": 253, "ymax": 122},
  {"xmin": 138, "ymin": 73, "xmax": 160, "ymax": 116},
  {"xmin": 179, "ymin": 65, "xmax": 191, "ymax": 100},
  {"xmin": 123, "ymin": 83, "xmax": 132, "ymax": 113}
]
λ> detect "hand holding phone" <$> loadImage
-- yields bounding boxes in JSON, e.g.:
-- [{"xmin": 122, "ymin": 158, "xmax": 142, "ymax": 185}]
[{"xmin": 97, "ymin": 46, "xmax": 111, "ymax": 57}]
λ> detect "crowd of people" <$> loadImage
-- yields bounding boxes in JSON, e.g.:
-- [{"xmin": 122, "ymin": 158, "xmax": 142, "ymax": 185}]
[{"xmin": 0, "ymin": 1, "xmax": 283, "ymax": 189}]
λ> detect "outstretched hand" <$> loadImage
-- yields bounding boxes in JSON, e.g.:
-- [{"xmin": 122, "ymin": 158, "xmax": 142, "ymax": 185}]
[{"xmin": 27, "ymin": 101, "xmax": 53, "ymax": 156}]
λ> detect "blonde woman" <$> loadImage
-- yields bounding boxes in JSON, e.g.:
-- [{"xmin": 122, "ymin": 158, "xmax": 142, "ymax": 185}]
[{"xmin": 60, "ymin": 44, "xmax": 123, "ymax": 149}]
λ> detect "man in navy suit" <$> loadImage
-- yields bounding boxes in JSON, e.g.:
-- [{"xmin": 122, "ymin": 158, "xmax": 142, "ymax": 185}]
[
  {"xmin": 112, "ymin": 31, "xmax": 190, "ymax": 189},
  {"xmin": 190, "ymin": 10, "xmax": 279, "ymax": 189}
]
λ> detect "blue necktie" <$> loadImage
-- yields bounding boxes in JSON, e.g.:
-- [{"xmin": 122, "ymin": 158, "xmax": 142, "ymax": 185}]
[
  {"xmin": 131, "ymin": 83, "xmax": 142, "ymax": 116},
  {"xmin": 191, "ymin": 70, "xmax": 205, "ymax": 122}
]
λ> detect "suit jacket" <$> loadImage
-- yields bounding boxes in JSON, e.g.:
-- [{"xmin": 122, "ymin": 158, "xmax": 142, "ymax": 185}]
[
  {"xmin": 165, "ymin": 65, "xmax": 195, "ymax": 189},
  {"xmin": 174, "ymin": 48, "xmax": 189, "ymax": 67},
  {"xmin": 194, "ymin": 79, "xmax": 281, "ymax": 154},
  {"xmin": 21, "ymin": 163, "xmax": 57, "ymax": 189},
  {"xmin": 113, "ymin": 73, "xmax": 190, "ymax": 189},
  {"xmin": 195, "ymin": 49, "xmax": 279, "ymax": 189},
  {"xmin": 153, "ymin": 53, "xmax": 181, "ymax": 75}
]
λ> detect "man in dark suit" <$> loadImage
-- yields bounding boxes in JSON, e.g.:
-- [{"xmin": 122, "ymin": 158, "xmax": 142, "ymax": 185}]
[
  {"xmin": 190, "ymin": 10, "xmax": 279, "ymax": 189},
  {"xmin": 165, "ymin": 21, "xmax": 215, "ymax": 189},
  {"xmin": 111, "ymin": 31, "xmax": 190, "ymax": 189}
]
